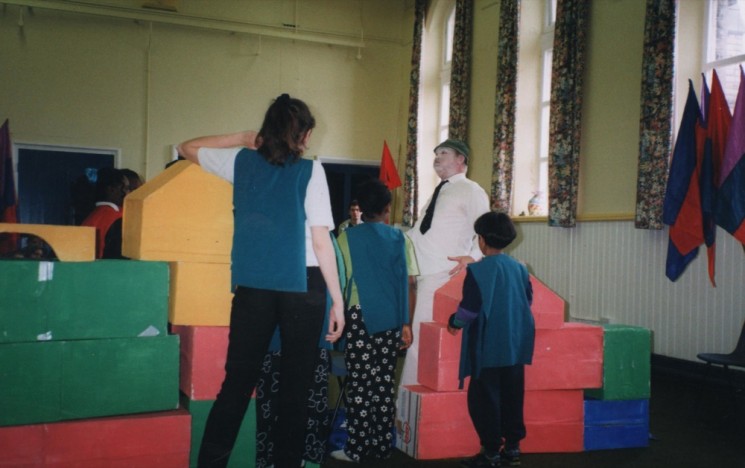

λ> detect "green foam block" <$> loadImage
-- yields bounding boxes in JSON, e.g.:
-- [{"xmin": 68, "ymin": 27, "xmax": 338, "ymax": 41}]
[
  {"xmin": 0, "ymin": 334, "xmax": 179, "ymax": 426},
  {"xmin": 182, "ymin": 395, "xmax": 256, "ymax": 468},
  {"xmin": 585, "ymin": 324, "xmax": 651, "ymax": 400},
  {"xmin": 0, "ymin": 260, "xmax": 169, "ymax": 344}
]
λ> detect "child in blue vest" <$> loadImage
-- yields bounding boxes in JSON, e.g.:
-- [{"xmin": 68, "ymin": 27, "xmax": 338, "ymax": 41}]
[
  {"xmin": 332, "ymin": 178, "xmax": 419, "ymax": 462},
  {"xmin": 447, "ymin": 211, "xmax": 535, "ymax": 468}
]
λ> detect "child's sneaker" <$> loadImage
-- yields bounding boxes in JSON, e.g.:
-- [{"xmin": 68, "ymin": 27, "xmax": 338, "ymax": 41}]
[
  {"xmin": 460, "ymin": 452, "xmax": 501, "ymax": 468},
  {"xmin": 499, "ymin": 447, "xmax": 520, "ymax": 466}
]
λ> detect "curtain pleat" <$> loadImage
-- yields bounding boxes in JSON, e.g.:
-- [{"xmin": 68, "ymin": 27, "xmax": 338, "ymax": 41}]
[
  {"xmin": 490, "ymin": 0, "xmax": 521, "ymax": 213},
  {"xmin": 402, "ymin": 0, "xmax": 426, "ymax": 228},
  {"xmin": 635, "ymin": 0, "xmax": 676, "ymax": 230},
  {"xmin": 547, "ymin": 0, "xmax": 590, "ymax": 227},
  {"xmin": 448, "ymin": 0, "xmax": 474, "ymax": 142}
]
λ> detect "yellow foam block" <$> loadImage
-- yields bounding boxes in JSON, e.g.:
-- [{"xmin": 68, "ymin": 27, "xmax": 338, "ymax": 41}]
[
  {"xmin": 122, "ymin": 161, "xmax": 233, "ymax": 263},
  {"xmin": 0, "ymin": 223, "xmax": 94, "ymax": 261},
  {"xmin": 170, "ymin": 261, "xmax": 233, "ymax": 326}
]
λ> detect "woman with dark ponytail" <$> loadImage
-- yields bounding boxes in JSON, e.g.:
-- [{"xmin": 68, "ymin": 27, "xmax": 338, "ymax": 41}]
[{"xmin": 179, "ymin": 94, "xmax": 344, "ymax": 468}]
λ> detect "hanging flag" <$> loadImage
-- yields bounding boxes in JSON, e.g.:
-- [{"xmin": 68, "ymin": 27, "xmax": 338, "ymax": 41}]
[
  {"xmin": 699, "ymin": 70, "xmax": 731, "ymax": 286},
  {"xmin": 716, "ymin": 66, "xmax": 745, "ymax": 243},
  {"xmin": 379, "ymin": 140, "xmax": 402, "ymax": 190},
  {"xmin": 0, "ymin": 119, "xmax": 19, "ymax": 256},
  {"xmin": 664, "ymin": 81, "xmax": 704, "ymax": 281}
]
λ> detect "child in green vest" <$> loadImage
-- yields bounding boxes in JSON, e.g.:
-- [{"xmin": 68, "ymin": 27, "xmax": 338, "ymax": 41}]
[
  {"xmin": 448, "ymin": 211, "xmax": 535, "ymax": 468},
  {"xmin": 332, "ymin": 178, "xmax": 419, "ymax": 462}
]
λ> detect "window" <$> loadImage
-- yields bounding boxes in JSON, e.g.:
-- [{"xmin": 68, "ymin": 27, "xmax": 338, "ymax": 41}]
[
  {"xmin": 511, "ymin": 0, "xmax": 555, "ymax": 217},
  {"xmin": 439, "ymin": 6, "xmax": 455, "ymax": 143},
  {"xmin": 704, "ymin": 0, "xmax": 745, "ymax": 110},
  {"xmin": 534, "ymin": 0, "xmax": 557, "ymax": 216}
]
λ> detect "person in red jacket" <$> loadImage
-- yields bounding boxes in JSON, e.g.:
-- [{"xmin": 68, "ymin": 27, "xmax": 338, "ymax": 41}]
[{"xmin": 81, "ymin": 167, "xmax": 129, "ymax": 258}]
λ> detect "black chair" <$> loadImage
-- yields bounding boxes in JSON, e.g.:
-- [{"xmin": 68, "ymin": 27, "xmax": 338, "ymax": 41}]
[
  {"xmin": 697, "ymin": 319, "xmax": 745, "ymax": 419},
  {"xmin": 329, "ymin": 351, "xmax": 347, "ymax": 430}
]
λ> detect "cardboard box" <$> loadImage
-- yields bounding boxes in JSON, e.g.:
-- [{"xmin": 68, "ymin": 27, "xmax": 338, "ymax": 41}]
[
  {"xmin": 0, "ymin": 335, "xmax": 180, "ymax": 426},
  {"xmin": 182, "ymin": 396, "xmax": 256, "ymax": 468},
  {"xmin": 172, "ymin": 325, "xmax": 229, "ymax": 400},
  {"xmin": 526, "ymin": 323, "xmax": 603, "ymax": 391},
  {"xmin": 0, "ymin": 222, "xmax": 95, "ymax": 261},
  {"xmin": 395, "ymin": 385, "xmax": 479, "ymax": 460},
  {"xmin": 122, "ymin": 160, "xmax": 233, "ymax": 263},
  {"xmin": 584, "ymin": 398, "xmax": 649, "ymax": 450},
  {"xmin": 585, "ymin": 324, "xmax": 651, "ymax": 400},
  {"xmin": 170, "ymin": 262, "xmax": 233, "ymax": 326},
  {"xmin": 0, "ymin": 260, "xmax": 169, "ymax": 344},
  {"xmin": 0, "ymin": 409, "xmax": 190, "ymax": 467},
  {"xmin": 417, "ymin": 321, "xmax": 467, "ymax": 392}
]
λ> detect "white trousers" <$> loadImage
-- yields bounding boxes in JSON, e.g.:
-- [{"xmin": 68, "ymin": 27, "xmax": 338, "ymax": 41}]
[{"xmin": 398, "ymin": 270, "xmax": 452, "ymax": 387}]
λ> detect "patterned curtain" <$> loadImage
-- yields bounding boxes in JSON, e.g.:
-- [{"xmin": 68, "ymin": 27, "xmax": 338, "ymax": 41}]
[
  {"xmin": 402, "ymin": 0, "xmax": 426, "ymax": 228},
  {"xmin": 635, "ymin": 0, "xmax": 676, "ymax": 230},
  {"xmin": 547, "ymin": 0, "xmax": 590, "ymax": 227},
  {"xmin": 490, "ymin": 0, "xmax": 521, "ymax": 213},
  {"xmin": 448, "ymin": 0, "xmax": 474, "ymax": 141}
]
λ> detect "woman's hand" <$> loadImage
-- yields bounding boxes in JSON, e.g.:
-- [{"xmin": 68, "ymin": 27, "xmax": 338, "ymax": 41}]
[
  {"xmin": 400, "ymin": 324, "xmax": 413, "ymax": 349},
  {"xmin": 325, "ymin": 300, "xmax": 345, "ymax": 343}
]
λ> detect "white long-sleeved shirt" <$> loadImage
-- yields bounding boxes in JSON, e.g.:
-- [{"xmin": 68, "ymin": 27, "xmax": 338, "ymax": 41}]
[{"xmin": 406, "ymin": 172, "xmax": 490, "ymax": 276}]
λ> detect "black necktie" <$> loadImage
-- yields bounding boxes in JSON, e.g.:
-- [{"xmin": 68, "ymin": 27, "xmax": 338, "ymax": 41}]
[{"xmin": 419, "ymin": 180, "xmax": 448, "ymax": 234}]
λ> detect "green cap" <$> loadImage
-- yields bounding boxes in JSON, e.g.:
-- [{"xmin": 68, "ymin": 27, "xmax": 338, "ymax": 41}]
[{"xmin": 434, "ymin": 139, "xmax": 469, "ymax": 164}]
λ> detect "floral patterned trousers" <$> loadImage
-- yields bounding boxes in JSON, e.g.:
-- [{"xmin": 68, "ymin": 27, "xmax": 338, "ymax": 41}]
[{"xmin": 342, "ymin": 305, "xmax": 401, "ymax": 462}]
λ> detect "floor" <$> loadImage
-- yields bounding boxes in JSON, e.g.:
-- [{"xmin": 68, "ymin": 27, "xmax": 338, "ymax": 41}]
[{"xmin": 322, "ymin": 371, "xmax": 745, "ymax": 468}]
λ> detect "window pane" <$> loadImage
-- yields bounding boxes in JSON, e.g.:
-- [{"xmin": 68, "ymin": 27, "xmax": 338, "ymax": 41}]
[
  {"xmin": 712, "ymin": 0, "xmax": 745, "ymax": 60},
  {"xmin": 444, "ymin": 8, "xmax": 455, "ymax": 65},
  {"xmin": 440, "ymin": 84, "xmax": 450, "ymax": 128}
]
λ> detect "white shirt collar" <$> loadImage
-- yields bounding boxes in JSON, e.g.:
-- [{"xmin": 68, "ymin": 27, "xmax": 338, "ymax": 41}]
[{"xmin": 95, "ymin": 201, "xmax": 120, "ymax": 212}]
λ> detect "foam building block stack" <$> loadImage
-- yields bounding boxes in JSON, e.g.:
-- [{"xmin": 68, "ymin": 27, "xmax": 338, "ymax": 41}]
[
  {"xmin": 123, "ymin": 160, "xmax": 234, "ymax": 326},
  {"xmin": 398, "ymin": 271, "xmax": 608, "ymax": 458},
  {"xmin": 583, "ymin": 324, "xmax": 651, "ymax": 450},
  {"xmin": 0, "ymin": 259, "xmax": 185, "ymax": 465},
  {"xmin": 123, "ymin": 161, "xmax": 269, "ymax": 468}
]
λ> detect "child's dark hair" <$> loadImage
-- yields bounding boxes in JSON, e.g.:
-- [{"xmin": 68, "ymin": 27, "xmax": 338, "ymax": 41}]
[
  {"xmin": 95, "ymin": 167, "xmax": 125, "ymax": 201},
  {"xmin": 474, "ymin": 211, "xmax": 517, "ymax": 249},
  {"xmin": 356, "ymin": 179, "xmax": 391, "ymax": 220},
  {"xmin": 257, "ymin": 94, "xmax": 316, "ymax": 165}
]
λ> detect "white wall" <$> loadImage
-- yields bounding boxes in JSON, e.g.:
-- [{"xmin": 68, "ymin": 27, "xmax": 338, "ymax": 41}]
[{"xmin": 509, "ymin": 221, "xmax": 745, "ymax": 362}]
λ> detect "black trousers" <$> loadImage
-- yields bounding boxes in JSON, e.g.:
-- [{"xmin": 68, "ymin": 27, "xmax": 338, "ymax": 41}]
[
  {"xmin": 467, "ymin": 365, "xmax": 526, "ymax": 453},
  {"xmin": 198, "ymin": 268, "xmax": 326, "ymax": 468}
]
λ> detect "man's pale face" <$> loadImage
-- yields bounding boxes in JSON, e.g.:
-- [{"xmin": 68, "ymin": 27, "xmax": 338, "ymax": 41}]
[
  {"xmin": 349, "ymin": 205, "xmax": 362, "ymax": 224},
  {"xmin": 433, "ymin": 147, "xmax": 463, "ymax": 180}
]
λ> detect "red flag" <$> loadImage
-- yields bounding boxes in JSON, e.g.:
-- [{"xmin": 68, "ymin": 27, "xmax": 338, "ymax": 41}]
[
  {"xmin": 0, "ymin": 119, "xmax": 19, "ymax": 256},
  {"xmin": 379, "ymin": 141, "xmax": 402, "ymax": 190},
  {"xmin": 717, "ymin": 66, "xmax": 745, "ymax": 243}
]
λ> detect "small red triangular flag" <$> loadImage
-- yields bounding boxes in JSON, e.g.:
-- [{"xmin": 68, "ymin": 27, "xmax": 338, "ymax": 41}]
[{"xmin": 379, "ymin": 140, "xmax": 402, "ymax": 190}]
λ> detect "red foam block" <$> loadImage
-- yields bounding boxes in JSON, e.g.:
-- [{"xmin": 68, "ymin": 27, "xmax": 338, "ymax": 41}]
[
  {"xmin": 417, "ymin": 322, "xmax": 469, "ymax": 392},
  {"xmin": 524, "ymin": 389, "xmax": 584, "ymax": 424},
  {"xmin": 395, "ymin": 385, "xmax": 479, "ymax": 460},
  {"xmin": 526, "ymin": 323, "xmax": 604, "ymax": 391},
  {"xmin": 432, "ymin": 270, "xmax": 466, "ymax": 324},
  {"xmin": 530, "ymin": 275, "xmax": 565, "ymax": 329},
  {"xmin": 522, "ymin": 420, "xmax": 584, "ymax": 453},
  {"xmin": 0, "ymin": 409, "xmax": 191, "ymax": 466},
  {"xmin": 432, "ymin": 272, "xmax": 565, "ymax": 330},
  {"xmin": 172, "ymin": 325, "xmax": 229, "ymax": 400}
]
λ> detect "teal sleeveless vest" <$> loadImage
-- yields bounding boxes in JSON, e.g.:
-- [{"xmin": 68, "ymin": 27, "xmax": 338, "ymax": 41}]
[
  {"xmin": 459, "ymin": 255, "xmax": 535, "ymax": 383},
  {"xmin": 231, "ymin": 148, "xmax": 312, "ymax": 292},
  {"xmin": 346, "ymin": 222, "xmax": 409, "ymax": 334}
]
